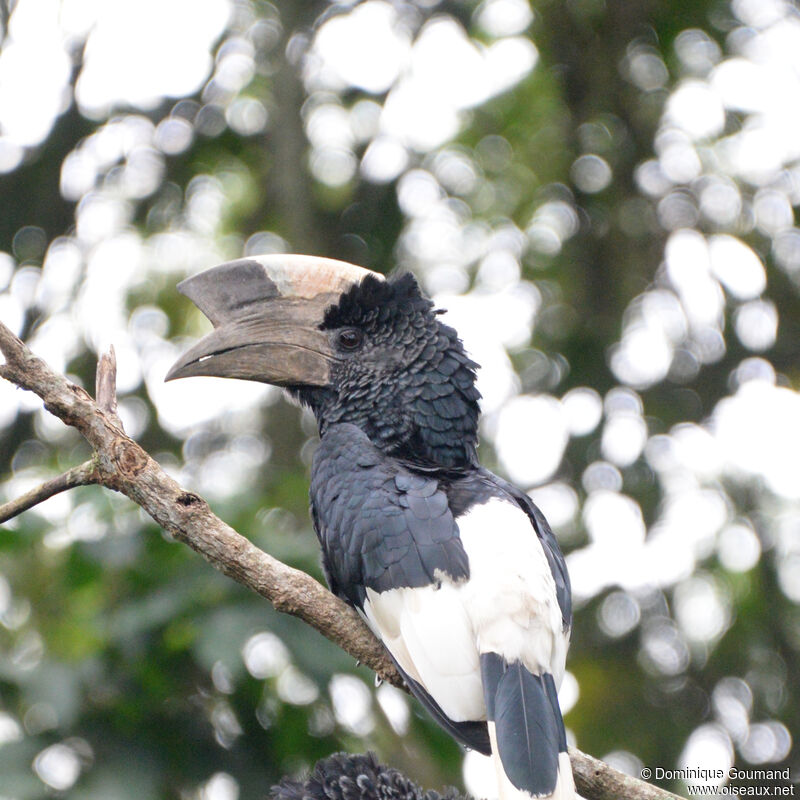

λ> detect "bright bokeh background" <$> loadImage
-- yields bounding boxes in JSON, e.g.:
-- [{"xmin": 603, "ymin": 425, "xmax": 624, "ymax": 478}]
[{"xmin": 1, "ymin": 0, "xmax": 799, "ymax": 797}]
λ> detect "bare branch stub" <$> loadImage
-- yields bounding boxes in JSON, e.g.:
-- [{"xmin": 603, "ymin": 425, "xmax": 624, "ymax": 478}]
[
  {"xmin": 0, "ymin": 319, "xmax": 682, "ymax": 800},
  {"xmin": 96, "ymin": 345, "xmax": 124, "ymax": 430}
]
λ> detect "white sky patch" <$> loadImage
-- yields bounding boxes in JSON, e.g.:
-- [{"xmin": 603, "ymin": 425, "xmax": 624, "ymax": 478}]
[
  {"xmin": 75, "ymin": 0, "xmax": 231, "ymax": 117},
  {"xmin": 76, "ymin": 231, "xmax": 143, "ymax": 353},
  {"xmin": 674, "ymin": 573, "xmax": 731, "ymax": 644},
  {"xmin": 494, "ymin": 394, "xmax": 568, "ymax": 486},
  {"xmin": 484, "ymin": 36, "xmax": 539, "ymax": 96},
  {"xmin": 571, "ymin": 154, "xmax": 613, "ymax": 193},
  {"xmin": 527, "ymin": 199, "xmax": 579, "ymax": 256},
  {"xmin": 735, "ymin": 299, "xmax": 778, "ymax": 351},
  {"xmin": 361, "ymin": 135, "xmax": 409, "ymax": 183},
  {"xmin": 558, "ymin": 670, "xmax": 579, "ymax": 715},
  {"xmin": 740, "ymin": 721, "xmax": 793, "ymax": 764},
  {"xmin": 566, "ymin": 543, "xmax": 622, "ymax": 601},
  {"xmin": 378, "ymin": 19, "xmax": 537, "ymax": 151},
  {"xmin": 33, "ymin": 743, "xmax": 82, "ymax": 792},
  {"xmin": 609, "ymin": 321, "xmax": 673, "ymax": 389},
  {"xmin": 0, "ymin": 0, "xmax": 72, "ymax": 149},
  {"xmin": 463, "ymin": 750, "xmax": 499, "ymax": 800},
  {"xmin": 598, "ymin": 591, "xmax": 641, "ymax": 638},
  {"xmin": 778, "ymin": 554, "xmax": 800, "ymax": 602},
  {"xmin": 26, "ymin": 314, "xmax": 82, "ymax": 376},
  {"xmin": 657, "ymin": 489, "xmax": 730, "ymax": 562},
  {"xmin": 669, "ymin": 423, "xmax": 723, "ymax": 479},
  {"xmin": 276, "ymin": 666, "xmax": 319, "ymax": 706},
  {"xmin": 0, "ymin": 712, "xmax": 23, "ymax": 745},
  {"xmin": 568, "ymin": 481, "xmax": 733, "ymax": 602},
  {"xmin": 475, "ymin": 0, "xmax": 534, "ymax": 37},
  {"xmin": 381, "ymin": 79, "xmax": 461, "ymax": 153},
  {"xmin": 582, "ymin": 461, "xmax": 623, "ymax": 494},
  {"xmin": 305, "ymin": 102, "xmax": 355, "ymax": 150},
  {"xmin": 754, "ymin": 189, "xmax": 793, "ymax": 235},
  {"xmin": 699, "ymin": 176, "xmax": 742, "ymax": 226},
  {"xmin": 718, "ymin": 120, "xmax": 799, "ymax": 186},
  {"xmin": 679, "ymin": 725, "xmax": 733, "ymax": 789},
  {"xmin": 198, "ymin": 772, "xmax": 240, "ymax": 800},
  {"xmin": 151, "ymin": 362, "xmax": 273, "ymax": 436},
  {"xmin": 711, "ymin": 58, "xmax": 772, "ymax": 113},
  {"xmin": 712, "ymin": 379, "xmax": 800, "ymax": 499},
  {"xmin": 708, "ymin": 235, "xmax": 766, "ymax": 300},
  {"xmin": 666, "ymin": 80, "xmax": 726, "ymax": 140},
  {"xmin": 242, "ymin": 632, "xmax": 291, "ymax": 680},
  {"xmin": 712, "ymin": 677, "xmax": 752, "ymax": 741},
  {"xmin": 717, "ymin": 522, "xmax": 761, "ymax": 572},
  {"xmin": 601, "ymin": 414, "xmax": 647, "ymax": 467},
  {"xmin": 709, "ymin": 30, "xmax": 800, "ymax": 184},
  {"xmin": 665, "ymin": 230, "xmax": 725, "ymax": 330},
  {"xmin": 329, "ymin": 674, "xmax": 375, "ymax": 736},
  {"xmin": 561, "ymin": 387, "xmax": 603, "ymax": 436},
  {"xmin": 583, "ymin": 491, "xmax": 646, "ymax": 549},
  {"xmin": 311, "ymin": 1, "xmax": 411, "ymax": 94},
  {"xmin": 626, "ymin": 46, "xmax": 669, "ymax": 92},
  {"xmin": 376, "ymin": 683, "xmax": 410, "ymax": 735},
  {"xmin": 657, "ymin": 130, "xmax": 703, "ymax": 184}
]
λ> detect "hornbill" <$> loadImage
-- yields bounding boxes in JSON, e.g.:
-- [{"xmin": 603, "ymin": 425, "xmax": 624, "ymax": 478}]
[{"xmin": 167, "ymin": 255, "xmax": 575, "ymax": 800}]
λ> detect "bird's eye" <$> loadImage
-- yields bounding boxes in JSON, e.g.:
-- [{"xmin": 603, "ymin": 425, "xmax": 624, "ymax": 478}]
[{"xmin": 336, "ymin": 328, "xmax": 363, "ymax": 351}]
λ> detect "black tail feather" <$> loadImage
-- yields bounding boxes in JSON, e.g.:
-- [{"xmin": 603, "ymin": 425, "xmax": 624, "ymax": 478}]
[{"xmin": 480, "ymin": 653, "xmax": 565, "ymax": 797}]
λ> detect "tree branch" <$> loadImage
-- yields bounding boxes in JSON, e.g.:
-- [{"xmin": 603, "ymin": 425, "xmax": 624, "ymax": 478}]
[
  {"xmin": 0, "ymin": 321, "xmax": 400, "ymax": 687},
  {"xmin": 0, "ymin": 459, "xmax": 99, "ymax": 524},
  {"xmin": 0, "ymin": 320, "xmax": 681, "ymax": 800}
]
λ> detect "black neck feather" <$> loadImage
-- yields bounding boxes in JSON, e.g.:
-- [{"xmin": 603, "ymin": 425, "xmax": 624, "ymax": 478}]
[{"xmin": 295, "ymin": 274, "xmax": 481, "ymax": 469}]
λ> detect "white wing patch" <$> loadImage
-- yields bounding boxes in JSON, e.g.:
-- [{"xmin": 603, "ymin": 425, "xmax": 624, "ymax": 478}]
[
  {"xmin": 362, "ymin": 497, "xmax": 568, "ymax": 725},
  {"xmin": 457, "ymin": 498, "xmax": 568, "ymax": 685}
]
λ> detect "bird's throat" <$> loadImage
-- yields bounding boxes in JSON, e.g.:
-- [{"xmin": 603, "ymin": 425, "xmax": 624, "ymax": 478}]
[{"xmin": 295, "ymin": 385, "xmax": 478, "ymax": 469}]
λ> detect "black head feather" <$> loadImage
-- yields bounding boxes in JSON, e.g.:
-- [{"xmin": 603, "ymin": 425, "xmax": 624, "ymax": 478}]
[
  {"xmin": 296, "ymin": 272, "xmax": 481, "ymax": 468},
  {"xmin": 322, "ymin": 273, "xmax": 431, "ymax": 330}
]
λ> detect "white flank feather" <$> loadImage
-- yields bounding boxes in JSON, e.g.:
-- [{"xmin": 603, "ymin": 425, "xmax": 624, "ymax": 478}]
[{"xmin": 457, "ymin": 498, "xmax": 567, "ymax": 680}]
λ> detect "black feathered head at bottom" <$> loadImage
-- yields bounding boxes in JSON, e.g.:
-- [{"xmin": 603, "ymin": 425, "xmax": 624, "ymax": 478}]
[
  {"xmin": 270, "ymin": 752, "xmax": 467, "ymax": 800},
  {"xmin": 166, "ymin": 256, "xmax": 481, "ymax": 469}
]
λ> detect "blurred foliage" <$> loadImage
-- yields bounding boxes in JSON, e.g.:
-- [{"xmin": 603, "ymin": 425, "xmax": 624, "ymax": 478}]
[{"xmin": 1, "ymin": 0, "xmax": 799, "ymax": 797}]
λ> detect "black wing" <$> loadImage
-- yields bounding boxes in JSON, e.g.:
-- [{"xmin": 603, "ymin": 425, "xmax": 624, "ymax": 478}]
[
  {"xmin": 310, "ymin": 423, "xmax": 470, "ymax": 605},
  {"xmin": 309, "ymin": 423, "xmax": 490, "ymax": 754}
]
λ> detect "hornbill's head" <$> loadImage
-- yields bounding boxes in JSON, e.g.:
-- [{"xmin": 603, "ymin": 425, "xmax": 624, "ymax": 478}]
[{"xmin": 167, "ymin": 255, "xmax": 480, "ymax": 467}]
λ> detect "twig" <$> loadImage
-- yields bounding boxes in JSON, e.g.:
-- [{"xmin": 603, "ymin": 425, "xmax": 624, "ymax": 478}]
[
  {"xmin": 0, "ymin": 319, "xmax": 681, "ymax": 800},
  {"xmin": 95, "ymin": 345, "xmax": 123, "ymax": 429},
  {"xmin": 0, "ymin": 460, "xmax": 99, "ymax": 524}
]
